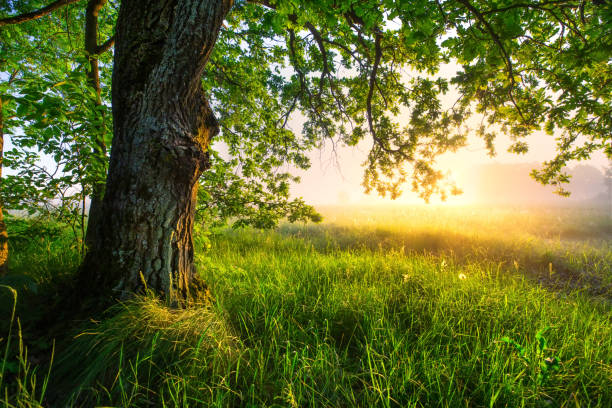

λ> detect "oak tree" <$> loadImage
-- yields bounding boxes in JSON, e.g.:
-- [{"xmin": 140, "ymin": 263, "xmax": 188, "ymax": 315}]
[{"xmin": 1, "ymin": 0, "xmax": 610, "ymax": 303}]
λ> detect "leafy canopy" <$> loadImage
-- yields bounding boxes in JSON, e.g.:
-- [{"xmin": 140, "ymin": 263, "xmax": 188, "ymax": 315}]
[
  {"xmin": 210, "ymin": 0, "xmax": 610, "ymax": 199},
  {"xmin": 1, "ymin": 0, "xmax": 611, "ymax": 229},
  {"xmin": 1, "ymin": 0, "xmax": 114, "ymax": 241}
]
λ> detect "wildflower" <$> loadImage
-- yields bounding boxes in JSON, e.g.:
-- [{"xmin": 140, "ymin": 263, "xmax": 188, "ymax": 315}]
[{"xmin": 458, "ymin": 273, "xmax": 467, "ymax": 280}]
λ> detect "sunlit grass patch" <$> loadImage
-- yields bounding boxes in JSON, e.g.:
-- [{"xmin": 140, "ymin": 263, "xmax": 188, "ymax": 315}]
[
  {"xmin": 197, "ymin": 223, "xmax": 612, "ymax": 406},
  {"xmin": 277, "ymin": 205, "xmax": 612, "ymax": 297},
  {"xmin": 51, "ymin": 296, "xmax": 240, "ymax": 406},
  {"xmin": 2, "ymin": 206, "xmax": 611, "ymax": 406}
]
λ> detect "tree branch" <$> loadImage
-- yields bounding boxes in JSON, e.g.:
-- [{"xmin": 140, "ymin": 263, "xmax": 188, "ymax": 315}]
[
  {"xmin": 0, "ymin": 0, "xmax": 80, "ymax": 27},
  {"xmin": 304, "ymin": 22, "xmax": 330, "ymax": 97},
  {"xmin": 85, "ymin": 0, "xmax": 107, "ymax": 104},
  {"xmin": 304, "ymin": 23, "xmax": 355, "ymax": 126},
  {"xmin": 96, "ymin": 35, "xmax": 115, "ymax": 54},
  {"xmin": 482, "ymin": 1, "xmax": 580, "ymax": 15},
  {"xmin": 457, "ymin": 0, "xmax": 529, "ymax": 124},
  {"xmin": 287, "ymin": 28, "xmax": 333, "ymax": 139},
  {"xmin": 367, "ymin": 31, "xmax": 383, "ymax": 144}
]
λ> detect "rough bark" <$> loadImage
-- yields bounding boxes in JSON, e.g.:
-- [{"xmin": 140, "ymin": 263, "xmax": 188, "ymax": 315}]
[
  {"xmin": 0, "ymin": 95, "xmax": 7, "ymax": 276},
  {"xmin": 80, "ymin": 0, "xmax": 232, "ymax": 304}
]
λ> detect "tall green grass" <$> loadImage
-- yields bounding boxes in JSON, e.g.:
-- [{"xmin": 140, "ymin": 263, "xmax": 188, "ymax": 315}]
[
  {"xmin": 1, "ymin": 206, "xmax": 611, "ymax": 407},
  {"xmin": 0, "ymin": 285, "xmax": 54, "ymax": 408},
  {"xmin": 194, "ymin": 227, "xmax": 612, "ymax": 406}
]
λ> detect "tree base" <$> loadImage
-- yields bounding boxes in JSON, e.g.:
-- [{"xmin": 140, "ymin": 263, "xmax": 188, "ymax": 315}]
[{"xmin": 184, "ymin": 275, "xmax": 214, "ymax": 306}]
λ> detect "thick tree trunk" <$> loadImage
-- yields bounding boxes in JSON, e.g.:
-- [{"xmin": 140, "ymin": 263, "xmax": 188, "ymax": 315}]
[
  {"xmin": 80, "ymin": 0, "xmax": 232, "ymax": 303},
  {"xmin": 0, "ymin": 96, "xmax": 7, "ymax": 276}
]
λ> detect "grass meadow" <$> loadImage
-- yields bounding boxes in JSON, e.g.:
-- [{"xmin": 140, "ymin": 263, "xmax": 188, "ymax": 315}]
[{"xmin": 1, "ymin": 205, "xmax": 611, "ymax": 407}]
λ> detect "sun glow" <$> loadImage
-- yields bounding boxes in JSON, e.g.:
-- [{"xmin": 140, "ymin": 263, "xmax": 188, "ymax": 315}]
[{"xmin": 290, "ymin": 133, "xmax": 609, "ymax": 207}]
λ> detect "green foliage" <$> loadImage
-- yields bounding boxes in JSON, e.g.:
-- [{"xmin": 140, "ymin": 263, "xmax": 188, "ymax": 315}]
[
  {"xmin": 1, "ymin": 1, "xmax": 115, "ymax": 243},
  {"xmin": 500, "ymin": 327, "xmax": 562, "ymax": 387},
  {"xmin": 3, "ymin": 0, "xmax": 611, "ymax": 223},
  {"xmin": 1, "ymin": 216, "xmax": 81, "ymax": 297},
  {"xmin": 198, "ymin": 151, "xmax": 322, "ymax": 229},
  {"xmin": 203, "ymin": 0, "xmax": 611, "ymax": 199},
  {"xmin": 2, "ymin": 67, "xmax": 112, "ymax": 243},
  {"xmin": 2, "ymin": 214, "xmax": 63, "ymax": 246}
]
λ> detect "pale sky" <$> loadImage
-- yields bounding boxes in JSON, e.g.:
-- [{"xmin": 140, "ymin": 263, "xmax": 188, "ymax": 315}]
[
  {"xmin": 284, "ymin": 64, "xmax": 609, "ymax": 206},
  {"xmin": 287, "ymin": 130, "xmax": 609, "ymax": 206},
  {"xmin": 283, "ymin": 61, "xmax": 610, "ymax": 206}
]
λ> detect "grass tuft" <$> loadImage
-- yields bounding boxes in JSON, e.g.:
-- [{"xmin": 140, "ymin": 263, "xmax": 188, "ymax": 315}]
[{"xmin": 51, "ymin": 295, "xmax": 240, "ymax": 406}]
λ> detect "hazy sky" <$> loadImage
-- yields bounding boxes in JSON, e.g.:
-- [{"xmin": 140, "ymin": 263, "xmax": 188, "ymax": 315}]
[
  {"xmin": 289, "ymin": 132, "xmax": 609, "ymax": 206},
  {"xmin": 284, "ymin": 62, "xmax": 610, "ymax": 206}
]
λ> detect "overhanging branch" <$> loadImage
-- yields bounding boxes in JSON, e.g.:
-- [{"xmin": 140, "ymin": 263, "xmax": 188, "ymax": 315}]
[
  {"xmin": 0, "ymin": 0, "xmax": 80, "ymax": 27},
  {"xmin": 96, "ymin": 35, "xmax": 115, "ymax": 54},
  {"xmin": 457, "ymin": 0, "xmax": 529, "ymax": 124},
  {"xmin": 366, "ymin": 31, "xmax": 383, "ymax": 145}
]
